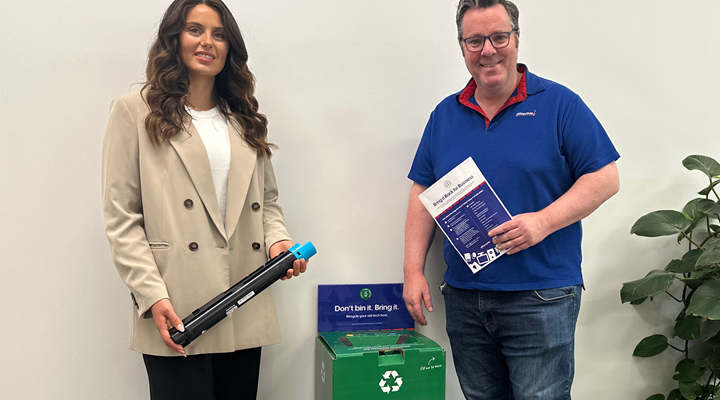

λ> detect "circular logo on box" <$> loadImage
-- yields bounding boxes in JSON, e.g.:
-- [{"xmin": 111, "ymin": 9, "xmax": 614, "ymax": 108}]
[{"xmin": 360, "ymin": 288, "xmax": 372, "ymax": 300}]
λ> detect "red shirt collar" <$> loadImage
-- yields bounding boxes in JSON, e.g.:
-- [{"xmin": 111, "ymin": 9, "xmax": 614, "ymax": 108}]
[{"xmin": 458, "ymin": 65, "xmax": 528, "ymax": 128}]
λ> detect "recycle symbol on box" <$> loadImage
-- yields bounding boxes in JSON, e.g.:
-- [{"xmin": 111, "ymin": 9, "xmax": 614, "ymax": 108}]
[{"xmin": 378, "ymin": 370, "xmax": 403, "ymax": 394}]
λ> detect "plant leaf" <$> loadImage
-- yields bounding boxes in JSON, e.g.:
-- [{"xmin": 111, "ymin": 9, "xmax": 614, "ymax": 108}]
[
  {"xmin": 681, "ymin": 199, "xmax": 706, "ymax": 238},
  {"xmin": 683, "ymin": 155, "xmax": 720, "ymax": 179},
  {"xmin": 685, "ymin": 279, "xmax": 705, "ymax": 290},
  {"xmin": 680, "ymin": 250, "xmax": 704, "ymax": 273},
  {"xmin": 675, "ymin": 314, "xmax": 702, "ymax": 340},
  {"xmin": 692, "ymin": 264, "xmax": 719, "ymax": 279},
  {"xmin": 687, "ymin": 280, "xmax": 720, "ymax": 319},
  {"xmin": 684, "ymin": 198, "xmax": 706, "ymax": 221},
  {"xmin": 710, "ymin": 347, "xmax": 720, "ymax": 372},
  {"xmin": 696, "ymin": 356, "xmax": 710, "ymax": 368},
  {"xmin": 665, "ymin": 259, "xmax": 684, "ymax": 273},
  {"xmin": 646, "ymin": 395, "xmax": 665, "ymax": 400},
  {"xmin": 631, "ymin": 297, "xmax": 648, "ymax": 305},
  {"xmin": 697, "ymin": 246, "xmax": 720, "ymax": 268},
  {"xmin": 698, "ymin": 199, "xmax": 720, "ymax": 215},
  {"xmin": 665, "ymin": 251, "xmax": 703, "ymax": 274},
  {"xmin": 711, "ymin": 225, "xmax": 720, "ymax": 233},
  {"xmin": 674, "ymin": 359, "xmax": 703, "ymax": 383},
  {"xmin": 708, "ymin": 330, "xmax": 720, "ymax": 347},
  {"xmin": 699, "ymin": 180, "xmax": 720, "ymax": 196},
  {"xmin": 667, "ymin": 389, "xmax": 681, "ymax": 400},
  {"xmin": 633, "ymin": 334, "xmax": 669, "ymax": 357},
  {"xmin": 699, "ymin": 319, "xmax": 720, "ymax": 341},
  {"xmin": 621, "ymin": 270, "xmax": 676, "ymax": 303},
  {"xmin": 631, "ymin": 211, "xmax": 692, "ymax": 237},
  {"xmin": 679, "ymin": 381, "xmax": 703, "ymax": 400}
]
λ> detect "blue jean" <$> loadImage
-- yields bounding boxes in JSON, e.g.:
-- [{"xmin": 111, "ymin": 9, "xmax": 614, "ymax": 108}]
[{"xmin": 442, "ymin": 282, "xmax": 582, "ymax": 400}]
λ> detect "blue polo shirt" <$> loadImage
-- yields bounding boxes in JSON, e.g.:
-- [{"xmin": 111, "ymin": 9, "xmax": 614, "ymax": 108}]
[{"xmin": 409, "ymin": 65, "xmax": 619, "ymax": 291}]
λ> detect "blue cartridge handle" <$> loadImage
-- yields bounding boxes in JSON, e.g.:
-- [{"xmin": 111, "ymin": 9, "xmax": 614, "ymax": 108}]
[{"xmin": 289, "ymin": 242, "xmax": 317, "ymax": 260}]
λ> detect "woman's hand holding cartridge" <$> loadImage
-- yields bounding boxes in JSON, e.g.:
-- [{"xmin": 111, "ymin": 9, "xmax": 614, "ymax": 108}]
[
  {"xmin": 150, "ymin": 298, "xmax": 186, "ymax": 356},
  {"xmin": 269, "ymin": 240, "xmax": 309, "ymax": 280}
]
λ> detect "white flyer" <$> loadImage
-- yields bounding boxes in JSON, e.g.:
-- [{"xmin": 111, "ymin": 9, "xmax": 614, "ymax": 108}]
[{"xmin": 418, "ymin": 157, "xmax": 513, "ymax": 273}]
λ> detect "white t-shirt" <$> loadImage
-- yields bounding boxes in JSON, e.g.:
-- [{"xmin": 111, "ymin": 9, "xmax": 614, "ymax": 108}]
[{"xmin": 186, "ymin": 106, "xmax": 231, "ymax": 225}]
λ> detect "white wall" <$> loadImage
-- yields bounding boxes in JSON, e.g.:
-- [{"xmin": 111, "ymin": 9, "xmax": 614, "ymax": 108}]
[{"xmin": 1, "ymin": 0, "xmax": 719, "ymax": 398}]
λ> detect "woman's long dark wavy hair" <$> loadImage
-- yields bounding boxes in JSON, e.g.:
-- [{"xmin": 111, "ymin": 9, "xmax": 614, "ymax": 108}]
[{"xmin": 142, "ymin": 0, "xmax": 274, "ymax": 157}]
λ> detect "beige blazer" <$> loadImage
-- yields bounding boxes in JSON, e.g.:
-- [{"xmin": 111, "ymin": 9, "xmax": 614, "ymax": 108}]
[{"xmin": 101, "ymin": 91, "xmax": 291, "ymax": 356}]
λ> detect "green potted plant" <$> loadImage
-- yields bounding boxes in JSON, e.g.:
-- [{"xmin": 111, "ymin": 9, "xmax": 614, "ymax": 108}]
[{"xmin": 621, "ymin": 155, "xmax": 720, "ymax": 400}]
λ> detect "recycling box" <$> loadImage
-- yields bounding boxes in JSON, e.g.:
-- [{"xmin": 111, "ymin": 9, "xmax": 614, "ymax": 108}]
[{"xmin": 315, "ymin": 330, "xmax": 445, "ymax": 399}]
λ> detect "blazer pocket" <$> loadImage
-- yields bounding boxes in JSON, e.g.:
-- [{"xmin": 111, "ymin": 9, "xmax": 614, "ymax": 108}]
[{"xmin": 148, "ymin": 242, "xmax": 170, "ymax": 271}]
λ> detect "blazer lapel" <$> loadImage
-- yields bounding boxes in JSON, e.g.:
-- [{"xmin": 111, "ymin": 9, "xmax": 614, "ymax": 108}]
[
  {"xmin": 224, "ymin": 119, "xmax": 257, "ymax": 240},
  {"xmin": 170, "ymin": 119, "xmax": 228, "ymax": 241}
]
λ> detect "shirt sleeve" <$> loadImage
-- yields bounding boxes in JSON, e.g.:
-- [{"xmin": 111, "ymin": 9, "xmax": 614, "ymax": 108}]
[
  {"xmin": 559, "ymin": 93, "xmax": 620, "ymax": 180},
  {"xmin": 408, "ymin": 111, "xmax": 438, "ymax": 187}
]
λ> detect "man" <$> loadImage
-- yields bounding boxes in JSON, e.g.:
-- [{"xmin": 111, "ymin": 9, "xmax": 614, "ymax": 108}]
[{"xmin": 402, "ymin": 1, "xmax": 619, "ymax": 399}]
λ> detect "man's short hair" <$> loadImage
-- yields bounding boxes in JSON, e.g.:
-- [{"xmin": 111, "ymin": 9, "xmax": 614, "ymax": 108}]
[{"xmin": 456, "ymin": 0, "xmax": 520, "ymax": 41}]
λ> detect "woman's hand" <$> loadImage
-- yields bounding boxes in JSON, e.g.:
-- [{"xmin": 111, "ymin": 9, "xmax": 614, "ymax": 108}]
[
  {"xmin": 150, "ymin": 298, "xmax": 186, "ymax": 356},
  {"xmin": 269, "ymin": 240, "xmax": 309, "ymax": 280}
]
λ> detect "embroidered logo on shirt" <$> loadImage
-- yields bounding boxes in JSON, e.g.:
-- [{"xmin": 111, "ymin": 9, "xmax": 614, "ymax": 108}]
[{"xmin": 515, "ymin": 110, "xmax": 536, "ymax": 117}]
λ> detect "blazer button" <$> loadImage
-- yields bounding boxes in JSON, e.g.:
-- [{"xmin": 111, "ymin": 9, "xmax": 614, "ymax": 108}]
[
  {"xmin": 184, "ymin": 199, "xmax": 194, "ymax": 209},
  {"xmin": 252, "ymin": 242, "xmax": 261, "ymax": 251},
  {"xmin": 251, "ymin": 202, "xmax": 261, "ymax": 211},
  {"xmin": 189, "ymin": 242, "xmax": 199, "ymax": 251}
]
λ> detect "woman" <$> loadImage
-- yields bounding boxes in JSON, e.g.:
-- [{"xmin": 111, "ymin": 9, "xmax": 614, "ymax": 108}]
[{"xmin": 101, "ymin": 1, "xmax": 307, "ymax": 398}]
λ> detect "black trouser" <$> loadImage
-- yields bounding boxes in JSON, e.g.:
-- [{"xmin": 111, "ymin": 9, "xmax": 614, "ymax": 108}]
[{"xmin": 142, "ymin": 347, "xmax": 262, "ymax": 400}]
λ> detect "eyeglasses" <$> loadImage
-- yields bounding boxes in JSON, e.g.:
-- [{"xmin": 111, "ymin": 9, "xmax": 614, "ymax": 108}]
[{"xmin": 462, "ymin": 30, "xmax": 517, "ymax": 52}]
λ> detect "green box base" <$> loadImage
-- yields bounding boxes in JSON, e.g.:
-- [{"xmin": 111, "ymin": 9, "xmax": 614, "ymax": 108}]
[{"xmin": 315, "ymin": 330, "xmax": 445, "ymax": 399}]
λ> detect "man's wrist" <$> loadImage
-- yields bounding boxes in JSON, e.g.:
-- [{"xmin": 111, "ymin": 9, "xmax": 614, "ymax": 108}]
[
  {"xmin": 403, "ymin": 267, "xmax": 426, "ymax": 280},
  {"xmin": 535, "ymin": 209, "xmax": 555, "ymax": 237}
]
